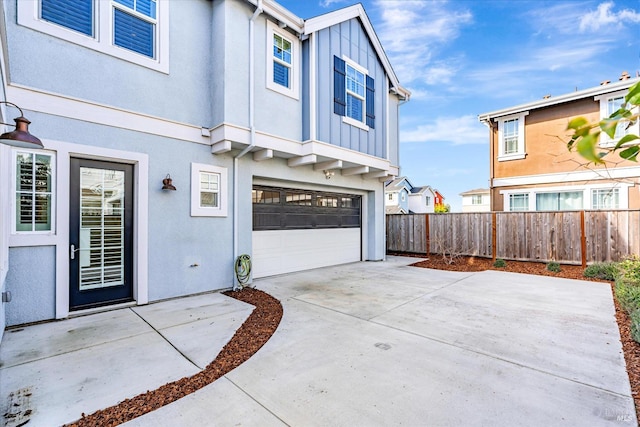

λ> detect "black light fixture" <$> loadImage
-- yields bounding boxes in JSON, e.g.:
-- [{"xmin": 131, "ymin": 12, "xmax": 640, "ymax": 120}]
[
  {"xmin": 0, "ymin": 101, "xmax": 43, "ymax": 149},
  {"xmin": 162, "ymin": 173, "xmax": 176, "ymax": 191}
]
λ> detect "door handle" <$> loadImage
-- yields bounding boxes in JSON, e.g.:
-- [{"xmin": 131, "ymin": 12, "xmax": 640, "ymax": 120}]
[{"xmin": 70, "ymin": 244, "xmax": 81, "ymax": 260}]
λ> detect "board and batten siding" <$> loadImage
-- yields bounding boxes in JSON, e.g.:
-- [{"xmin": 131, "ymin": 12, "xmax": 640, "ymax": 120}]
[
  {"xmin": 387, "ymin": 211, "xmax": 640, "ymax": 264},
  {"xmin": 315, "ymin": 18, "xmax": 387, "ymax": 158}
]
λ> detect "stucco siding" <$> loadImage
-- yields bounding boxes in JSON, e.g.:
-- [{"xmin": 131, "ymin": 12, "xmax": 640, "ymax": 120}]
[
  {"xmin": 5, "ymin": 246, "xmax": 56, "ymax": 326},
  {"xmin": 7, "ymin": 0, "xmax": 214, "ymax": 127}
]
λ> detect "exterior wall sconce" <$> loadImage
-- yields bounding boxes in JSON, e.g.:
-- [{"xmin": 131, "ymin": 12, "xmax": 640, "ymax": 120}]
[
  {"xmin": 323, "ymin": 170, "xmax": 335, "ymax": 180},
  {"xmin": 162, "ymin": 173, "xmax": 176, "ymax": 191},
  {"xmin": 0, "ymin": 101, "xmax": 44, "ymax": 149}
]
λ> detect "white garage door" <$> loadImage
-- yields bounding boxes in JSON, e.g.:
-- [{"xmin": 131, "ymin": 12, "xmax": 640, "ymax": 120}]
[{"xmin": 252, "ymin": 186, "xmax": 361, "ymax": 278}]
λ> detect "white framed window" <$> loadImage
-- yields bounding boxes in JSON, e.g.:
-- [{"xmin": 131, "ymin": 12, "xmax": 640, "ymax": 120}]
[
  {"xmin": 471, "ymin": 195, "xmax": 482, "ymax": 205},
  {"xmin": 191, "ymin": 163, "xmax": 227, "ymax": 217},
  {"xmin": 18, "ymin": 0, "xmax": 169, "ymax": 73},
  {"xmin": 387, "ymin": 193, "xmax": 393, "ymax": 201},
  {"xmin": 592, "ymin": 188, "xmax": 620, "ymax": 209},
  {"xmin": 401, "ymin": 192, "xmax": 406, "ymax": 202},
  {"xmin": 535, "ymin": 191, "xmax": 583, "ymax": 211},
  {"xmin": 13, "ymin": 150, "xmax": 56, "ymax": 233},
  {"xmin": 508, "ymin": 193, "xmax": 529, "ymax": 211},
  {"xmin": 333, "ymin": 55, "xmax": 375, "ymax": 131},
  {"xmin": 595, "ymin": 90, "xmax": 640, "ymax": 147},
  {"xmin": 425, "ymin": 195, "xmax": 431, "ymax": 205},
  {"xmin": 266, "ymin": 20, "xmax": 299, "ymax": 99},
  {"xmin": 497, "ymin": 112, "xmax": 528, "ymax": 161}
]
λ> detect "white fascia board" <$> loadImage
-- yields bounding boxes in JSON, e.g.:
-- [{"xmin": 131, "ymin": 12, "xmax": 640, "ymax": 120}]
[
  {"xmin": 247, "ymin": 0, "xmax": 304, "ymax": 33},
  {"xmin": 303, "ymin": 4, "xmax": 409, "ymax": 100},
  {"xmin": 479, "ymin": 77, "xmax": 640, "ymax": 122},
  {"xmin": 493, "ymin": 166, "xmax": 640, "ymax": 187}
]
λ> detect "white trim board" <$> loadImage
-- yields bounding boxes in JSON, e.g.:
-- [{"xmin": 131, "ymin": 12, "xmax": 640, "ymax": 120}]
[{"xmin": 493, "ymin": 166, "xmax": 640, "ymax": 187}]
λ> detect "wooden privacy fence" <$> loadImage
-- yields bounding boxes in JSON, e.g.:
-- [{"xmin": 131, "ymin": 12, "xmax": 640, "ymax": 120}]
[{"xmin": 386, "ymin": 210, "xmax": 640, "ymax": 266}]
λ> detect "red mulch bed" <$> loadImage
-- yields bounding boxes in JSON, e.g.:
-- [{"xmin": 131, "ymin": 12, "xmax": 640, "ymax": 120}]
[
  {"xmin": 65, "ymin": 288, "xmax": 282, "ymax": 427},
  {"xmin": 403, "ymin": 253, "xmax": 640, "ymax": 421}
]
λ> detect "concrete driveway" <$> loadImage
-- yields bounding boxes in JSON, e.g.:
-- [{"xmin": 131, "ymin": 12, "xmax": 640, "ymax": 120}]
[{"xmin": 1, "ymin": 256, "xmax": 636, "ymax": 426}]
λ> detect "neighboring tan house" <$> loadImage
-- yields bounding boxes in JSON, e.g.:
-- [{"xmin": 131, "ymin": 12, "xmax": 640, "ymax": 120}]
[
  {"xmin": 460, "ymin": 188, "xmax": 490, "ymax": 212},
  {"xmin": 479, "ymin": 73, "xmax": 640, "ymax": 212},
  {"xmin": 0, "ymin": 0, "xmax": 409, "ymax": 333},
  {"xmin": 385, "ymin": 177, "xmax": 411, "ymax": 214},
  {"xmin": 385, "ymin": 178, "xmax": 444, "ymax": 213}
]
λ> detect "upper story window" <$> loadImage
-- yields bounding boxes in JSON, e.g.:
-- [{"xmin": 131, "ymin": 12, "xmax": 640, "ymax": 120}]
[
  {"xmin": 334, "ymin": 56, "xmax": 375, "ymax": 131},
  {"xmin": 266, "ymin": 20, "xmax": 299, "ymax": 99},
  {"xmin": 497, "ymin": 112, "xmax": 528, "ymax": 161},
  {"xmin": 471, "ymin": 195, "xmax": 482, "ymax": 205},
  {"xmin": 191, "ymin": 163, "xmax": 227, "ymax": 217},
  {"xmin": 595, "ymin": 90, "xmax": 639, "ymax": 147},
  {"xmin": 14, "ymin": 150, "xmax": 55, "ymax": 233},
  {"xmin": 425, "ymin": 195, "xmax": 431, "ymax": 205},
  {"xmin": 19, "ymin": 0, "xmax": 169, "ymax": 72}
]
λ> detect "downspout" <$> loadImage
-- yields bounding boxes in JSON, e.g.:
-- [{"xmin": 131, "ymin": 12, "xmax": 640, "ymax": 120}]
[{"xmin": 232, "ymin": 0, "xmax": 262, "ymax": 289}]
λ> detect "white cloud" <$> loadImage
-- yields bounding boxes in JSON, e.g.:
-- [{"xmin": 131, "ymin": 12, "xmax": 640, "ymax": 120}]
[
  {"xmin": 374, "ymin": 0, "xmax": 473, "ymax": 85},
  {"xmin": 319, "ymin": 0, "xmax": 349, "ymax": 7},
  {"xmin": 400, "ymin": 115, "xmax": 487, "ymax": 145},
  {"xmin": 579, "ymin": 2, "xmax": 640, "ymax": 32}
]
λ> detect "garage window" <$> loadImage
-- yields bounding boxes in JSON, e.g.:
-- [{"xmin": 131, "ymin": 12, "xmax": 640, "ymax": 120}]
[{"xmin": 252, "ymin": 186, "xmax": 360, "ymax": 231}]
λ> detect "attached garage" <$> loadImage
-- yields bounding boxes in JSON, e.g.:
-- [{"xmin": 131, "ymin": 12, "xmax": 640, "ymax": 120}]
[{"xmin": 252, "ymin": 185, "xmax": 361, "ymax": 278}]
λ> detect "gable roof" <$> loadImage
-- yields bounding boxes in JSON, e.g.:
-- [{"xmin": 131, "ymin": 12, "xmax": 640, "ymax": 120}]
[
  {"xmin": 410, "ymin": 186, "xmax": 434, "ymax": 195},
  {"xmin": 385, "ymin": 176, "xmax": 412, "ymax": 191},
  {"xmin": 254, "ymin": 1, "xmax": 410, "ymax": 100},
  {"xmin": 479, "ymin": 77, "xmax": 639, "ymax": 122},
  {"xmin": 459, "ymin": 188, "xmax": 489, "ymax": 196}
]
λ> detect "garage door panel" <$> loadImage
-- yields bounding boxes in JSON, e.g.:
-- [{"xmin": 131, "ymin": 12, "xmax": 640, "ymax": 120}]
[{"xmin": 253, "ymin": 229, "xmax": 361, "ymax": 278}]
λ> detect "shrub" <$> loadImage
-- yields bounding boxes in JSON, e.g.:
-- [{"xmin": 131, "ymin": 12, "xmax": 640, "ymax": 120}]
[
  {"xmin": 583, "ymin": 262, "xmax": 618, "ymax": 281},
  {"xmin": 546, "ymin": 261, "xmax": 561, "ymax": 273},
  {"xmin": 493, "ymin": 258, "xmax": 507, "ymax": 268},
  {"xmin": 618, "ymin": 256, "xmax": 640, "ymax": 283},
  {"xmin": 614, "ymin": 281, "xmax": 640, "ymax": 315},
  {"xmin": 631, "ymin": 309, "xmax": 640, "ymax": 344}
]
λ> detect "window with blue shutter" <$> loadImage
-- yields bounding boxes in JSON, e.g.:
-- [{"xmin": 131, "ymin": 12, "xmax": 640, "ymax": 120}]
[
  {"xmin": 333, "ymin": 56, "xmax": 346, "ymax": 116},
  {"xmin": 335, "ymin": 56, "xmax": 375, "ymax": 129},
  {"xmin": 366, "ymin": 76, "xmax": 375, "ymax": 129},
  {"xmin": 41, "ymin": 0, "xmax": 93, "ymax": 36},
  {"xmin": 113, "ymin": 0, "xmax": 157, "ymax": 58}
]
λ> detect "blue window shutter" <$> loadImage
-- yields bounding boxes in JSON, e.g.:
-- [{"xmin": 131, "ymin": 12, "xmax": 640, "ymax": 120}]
[
  {"xmin": 114, "ymin": 8, "xmax": 154, "ymax": 58},
  {"xmin": 334, "ymin": 56, "xmax": 346, "ymax": 116},
  {"xmin": 41, "ymin": 0, "xmax": 93, "ymax": 36},
  {"xmin": 366, "ymin": 76, "xmax": 375, "ymax": 129}
]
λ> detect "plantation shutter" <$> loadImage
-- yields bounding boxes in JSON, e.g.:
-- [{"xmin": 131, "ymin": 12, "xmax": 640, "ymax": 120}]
[
  {"xmin": 41, "ymin": 0, "xmax": 93, "ymax": 36},
  {"xmin": 333, "ymin": 56, "xmax": 346, "ymax": 116},
  {"xmin": 366, "ymin": 76, "xmax": 375, "ymax": 129},
  {"xmin": 114, "ymin": 8, "xmax": 155, "ymax": 58}
]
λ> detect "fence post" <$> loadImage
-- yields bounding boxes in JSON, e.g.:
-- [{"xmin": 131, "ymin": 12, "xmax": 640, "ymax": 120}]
[
  {"xmin": 580, "ymin": 210, "xmax": 587, "ymax": 268},
  {"xmin": 425, "ymin": 214, "xmax": 430, "ymax": 256},
  {"xmin": 492, "ymin": 212, "xmax": 497, "ymax": 261}
]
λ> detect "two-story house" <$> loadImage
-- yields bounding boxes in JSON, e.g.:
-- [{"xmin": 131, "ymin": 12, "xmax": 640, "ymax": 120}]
[
  {"xmin": 0, "ymin": 0, "xmax": 409, "ymax": 333},
  {"xmin": 479, "ymin": 73, "xmax": 639, "ymax": 212},
  {"xmin": 459, "ymin": 188, "xmax": 490, "ymax": 212},
  {"xmin": 385, "ymin": 177, "xmax": 444, "ymax": 213}
]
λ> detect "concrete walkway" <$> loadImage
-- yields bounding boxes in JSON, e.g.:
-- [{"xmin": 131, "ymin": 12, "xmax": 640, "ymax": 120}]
[{"xmin": 1, "ymin": 256, "xmax": 636, "ymax": 426}]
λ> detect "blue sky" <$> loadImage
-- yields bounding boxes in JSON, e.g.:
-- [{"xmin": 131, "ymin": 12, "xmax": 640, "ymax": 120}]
[{"xmin": 275, "ymin": 0, "xmax": 640, "ymax": 211}]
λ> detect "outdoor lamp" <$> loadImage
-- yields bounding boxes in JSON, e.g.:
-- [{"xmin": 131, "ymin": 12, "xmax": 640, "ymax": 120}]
[
  {"xmin": 162, "ymin": 174, "xmax": 176, "ymax": 191},
  {"xmin": 0, "ymin": 101, "xmax": 44, "ymax": 149}
]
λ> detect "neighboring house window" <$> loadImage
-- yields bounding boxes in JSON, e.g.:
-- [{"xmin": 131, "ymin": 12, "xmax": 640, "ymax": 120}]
[
  {"xmin": 497, "ymin": 112, "xmax": 528, "ymax": 161},
  {"xmin": 191, "ymin": 163, "xmax": 227, "ymax": 217},
  {"xmin": 19, "ymin": 0, "xmax": 169, "ymax": 72},
  {"xmin": 401, "ymin": 192, "xmax": 406, "ymax": 202},
  {"xmin": 592, "ymin": 188, "xmax": 619, "ymax": 209},
  {"xmin": 334, "ymin": 56, "xmax": 375, "ymax": 130},
  {"xmin": 509, "ymin": 193, "xmax": 529, "ymax": 211},
  {"xmin": 425, "ymin": 196, "xmax": 431, "ymax": 205},
  {"xmin": 14, "ymin": 151, "xmax": 55, "ymax": 233},
  {"xmin": 471, "ymin": 195, "xmax": 482, "ymax": 205},
  {"xmin": 536, "ymin": 191, "xmax": 583, "ymax": 211},
  {"xmin": 266, "ymin": 21, "xmax": 299, "ymax": 99},
  {"xmin": 596, "ymin": 91, "xmax": 639, "ymax": 146},
  {"xmin": 387, "ymin": 193, "xmax": 393, "ymax": 201}
]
